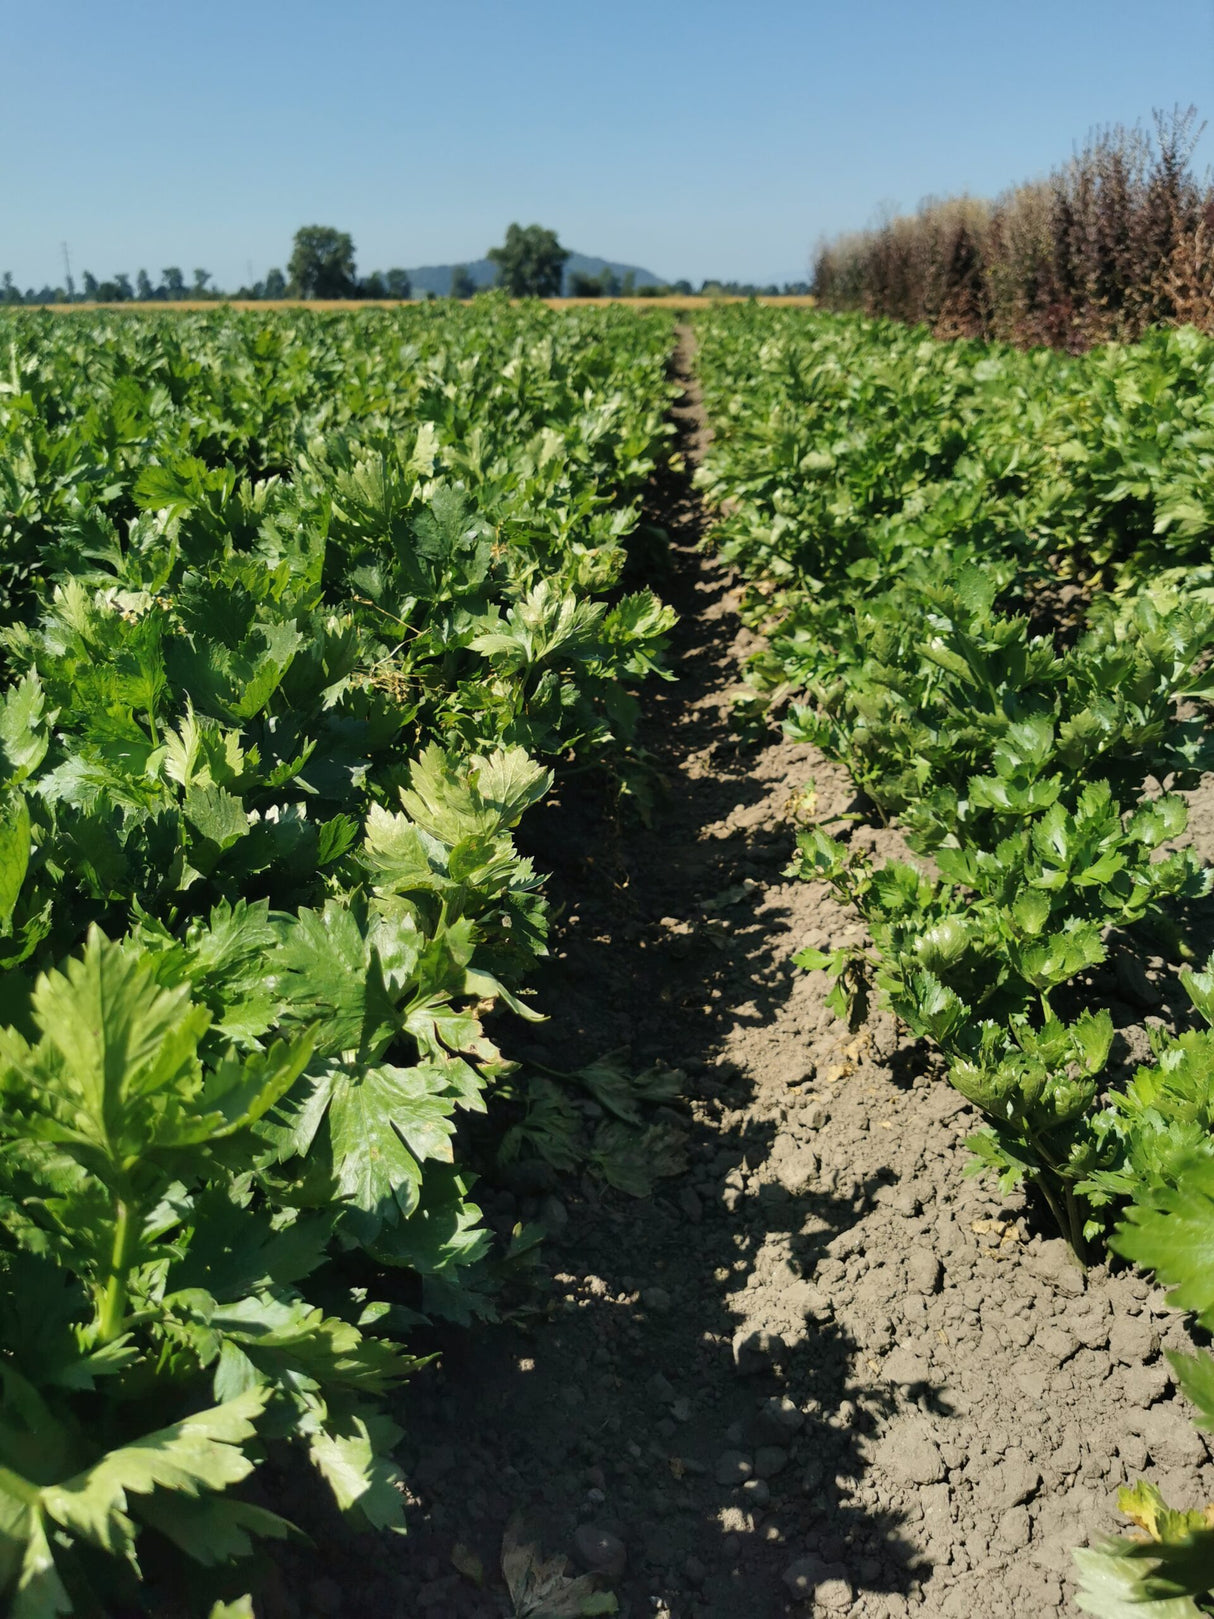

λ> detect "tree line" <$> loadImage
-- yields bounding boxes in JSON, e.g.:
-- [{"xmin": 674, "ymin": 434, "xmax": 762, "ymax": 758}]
[
  {"xmin": 568, "ymin": 269, "xmax": 810, "ymax": 298},
  {"xmin": 3, "ymin": 222, "xmax": 809, "ymax": 306},
  {"xmin": 0, "ymin": 231, "xmax": 401, "ymax": 308},
  {"xmin": 0, "ymin": 224, "xmax": 551, "ymax": 305}
]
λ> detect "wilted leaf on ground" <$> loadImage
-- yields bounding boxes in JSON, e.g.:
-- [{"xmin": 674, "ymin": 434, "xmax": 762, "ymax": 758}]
[{"xmin": 501, "ymin": 1516, "xmax": 618, "ymax": 1617}]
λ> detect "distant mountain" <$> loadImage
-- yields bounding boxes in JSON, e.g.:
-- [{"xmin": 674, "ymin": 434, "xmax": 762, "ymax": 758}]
[{"xmin": 405, "ymin": 251, "xmax": 663, "ymax": 297}]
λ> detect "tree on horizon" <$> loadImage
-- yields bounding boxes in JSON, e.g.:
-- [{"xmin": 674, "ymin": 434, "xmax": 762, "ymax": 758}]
[
  {"xmin": 487, "ymin": 224, "xmax": 568, "ymax": 297},
  {"xmin": 288, "ymin": 226, "xmax": 357, "ymax": 299}
]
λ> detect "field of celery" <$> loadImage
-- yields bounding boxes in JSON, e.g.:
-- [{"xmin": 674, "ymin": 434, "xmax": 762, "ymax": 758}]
[
  {"xmin": 694, "ymin": 305, "xmax": 1214, "ymax": 1614},
  {"xmin": 4, "ymin": 297, "xmax": 1214, "ymax": 1617},
  {"xmin": 0, "ymin": 300, "xmax": 678, "ymax": 1616}
]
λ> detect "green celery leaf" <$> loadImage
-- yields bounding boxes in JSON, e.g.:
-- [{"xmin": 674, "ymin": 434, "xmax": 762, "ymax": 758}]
[
  {"xmin": 306, "ymin": 1410, "xmax": 406, "ymax": 1532},
  {"xmin": 325, "ymin": 1061, "xmax": 456, "ymax": 1226}
]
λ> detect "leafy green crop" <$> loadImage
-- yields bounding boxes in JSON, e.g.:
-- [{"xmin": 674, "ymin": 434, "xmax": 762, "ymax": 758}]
[
  {"xmin": 0, "ymin": 298, "xmax": 680, "ymax": 1610},
  {"xmin": 694, "ymin": 302, "xmax": 1214, "ymax": 1610},
  {"xmin": 1076, "ymin": 1480, "xmax": 1214, "ymax": 1618},
  {"xmin": 1073, "ymin": 1051, "xmax": 1214, "ymax": 1615},
  {"xmin": 696, "ymin": 304, "xmax": 1214, "ymax": 1248}
]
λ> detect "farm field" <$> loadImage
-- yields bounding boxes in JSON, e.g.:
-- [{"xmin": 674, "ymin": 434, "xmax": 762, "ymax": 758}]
[
  {"xmin": 0, "ymin": 300, "xmax": 1212, "ymax": 1619},
  {"xmin": 33, "ymin": 296, "xmax": 818, "ymax": 315},
  {"xmin": 0, "ymin": 299, "xmax": 679, "ymax": 1618}
]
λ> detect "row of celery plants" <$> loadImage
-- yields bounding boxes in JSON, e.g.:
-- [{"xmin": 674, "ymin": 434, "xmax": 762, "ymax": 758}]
[
  {"xmin": 0, "ymin": 300, "xmax": 678, "ymax": 1616},
  {"xmin": 694, "ymin": 304, "xmax": 1214, "ymax": 1614}
]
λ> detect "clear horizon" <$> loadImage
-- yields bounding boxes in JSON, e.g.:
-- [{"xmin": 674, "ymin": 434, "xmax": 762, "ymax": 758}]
[{"xmin": 4, "ymin": 0, "xmax": 1212, "ymax": 293}]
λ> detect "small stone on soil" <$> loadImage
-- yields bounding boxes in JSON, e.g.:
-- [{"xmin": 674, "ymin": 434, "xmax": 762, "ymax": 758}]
[
  {"xmin": 732, "ymin": 1327, "xmax": 785, "ymax": 1375},
  {"xmin": 759, "ymin": 1394, "xmax": 805, "ymax": 1437},
  {"xmin": 715, "ymin": 1449, "xmax": 754, "ymax": 1486},
  {"xmin": 881, "ymin": 1416, "xmax": 947, "ymax": 1485},
  {"xmin": 1110, "ymin": 1314, "xmax": 1161, "ymax": 1365},
  {"xmin": 572, "ymin": 1524, "xmax": 628, "ymax": 1579},
  {"xmin": 884, "ymin": 1345, "xmax": 931, "ymax": 1387},
  {"xmin": 782, "ymin": 1554, "xmax": 852, "ymax": 1607},
  {"xmin": 754, "ymin": 1445, "xmax": 789, "ymax": 1478},
  {"xmin": 908, "ymin": 1250, "xmax": 943, "ymax": 1293}
]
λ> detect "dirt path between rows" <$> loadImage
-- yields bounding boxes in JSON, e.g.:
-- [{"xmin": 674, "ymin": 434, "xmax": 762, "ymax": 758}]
[{"xmin": 283, "ymin": 330, "xmax": 1214, "ymax": 1619}]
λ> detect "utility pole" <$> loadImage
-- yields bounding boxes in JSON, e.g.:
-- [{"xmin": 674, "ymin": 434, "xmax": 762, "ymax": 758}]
[{"xmin": 61, "ymin": 242, "xmax": 75, "ymax": 301}]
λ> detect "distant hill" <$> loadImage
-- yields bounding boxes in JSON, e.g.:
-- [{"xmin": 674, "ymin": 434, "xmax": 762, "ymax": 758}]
[{"xmin": 405, "ymin": 251, "xmax": 663, "ymax": 297}]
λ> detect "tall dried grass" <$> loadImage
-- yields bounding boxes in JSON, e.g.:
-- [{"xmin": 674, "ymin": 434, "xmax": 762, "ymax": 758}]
[{"xmin": 813, "ymin": 109, "xmax": 1213, "ymax": 349}]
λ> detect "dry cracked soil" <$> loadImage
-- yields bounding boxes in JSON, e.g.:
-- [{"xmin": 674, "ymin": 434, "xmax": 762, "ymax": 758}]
[{"xmin": 274, "ymin": 331, "xmax": 1214, "ymax": 1619}]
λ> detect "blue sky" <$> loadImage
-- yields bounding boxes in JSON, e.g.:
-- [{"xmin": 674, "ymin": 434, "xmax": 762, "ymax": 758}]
[{"xmin": 3, "ymin": 0, "xmax": 1212, "ymax": 290}]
